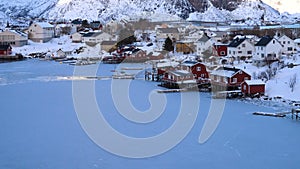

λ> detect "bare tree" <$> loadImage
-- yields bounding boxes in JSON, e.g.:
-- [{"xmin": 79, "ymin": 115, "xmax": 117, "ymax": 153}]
[{"xmin": 289, "ymin": 73, "xmax": 297, "ymax": 92}]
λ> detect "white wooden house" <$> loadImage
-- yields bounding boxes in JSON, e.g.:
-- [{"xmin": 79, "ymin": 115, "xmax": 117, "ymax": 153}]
[
  {"xmin": 27, "ymin": 22, "xmax": 55, "ymax": 43},
  {"xmin": 156, "ymin": 28, "xmax": 180, "ymax": 41},
  {"xmin": 195, "ymin": 34, "xmax": 212, "ymax": 56},
  {"xmin": 276, "ymin": 34, "xmax": 297, "ymax": 55},
  {"xmin": 71, "ymin": 32, "xmax": 83, "ymax": 43},
  {"xmin": 227, "ymin": 37, "xmax": 255, "ymax": 60},
  {"xmin": 0, "ymin": 29, "xmax": 28, "ymax": 47},
  {"xmin": 253, "ymin": 36, "xmax": 283, "ymax": 66},
  {"xmin": 82, "ymin": 32, "xmax": 112, "ymax": 45}
]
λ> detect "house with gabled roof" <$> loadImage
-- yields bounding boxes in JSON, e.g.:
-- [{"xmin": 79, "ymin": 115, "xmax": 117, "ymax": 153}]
[
  {"xmin": 227, "ymin": 37, "xmax": 254, "ymax": 60},
  {"xmin": 253, "ymin": 35, "xmax": 283, "ymax": 66},
  {"xmin": 0, "ymin": 29, "xmax": 28, "ymax": 47},
  {"xmin": 210, "ymin": 66, "xmax": 251, "ymax": 90},
  {"xmin": 156, "ymin": 28, "xmax": 180, "ymax": 41},
  {"xmin": 179, "ymin": 61, "xmax": 209, "ymax": 83},
  {"xmin": 27, "ymin": 22, "xmax": 55, "ymax": 43},
  {"xmin": 162, "ymin": 70, "xmax": 196, "ymax": 89},
  {"xmin": 195, "ymin": 34, "xmax": 212, "ymax": 56},
  {"xmin": 212, "ymin": 43, "xmax": 228, "ymax": 57},
  {"xmin": 82, "ymin": 31, "xmax": 112, "ymax": 46},
  {"xmin": 241, "ymin": 80, "xmax": 265, "ymax": 96},
  {"xmin": 176, "ymin": 41, "xmax": 195, "ymax": 54},
  {"xmin": 276, "ymin": 34, "xmax": 297, "ymax": 55}
]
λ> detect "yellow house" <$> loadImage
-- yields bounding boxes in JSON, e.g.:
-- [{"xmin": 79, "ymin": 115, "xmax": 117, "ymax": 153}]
[{"xmin": 27, "ymin": 22, "xmax": 55, "ymax": 43}]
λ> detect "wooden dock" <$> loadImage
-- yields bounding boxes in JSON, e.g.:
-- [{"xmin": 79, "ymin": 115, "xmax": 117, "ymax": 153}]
[
  {"xmin": 157, "ymin": 88, "xmax": 187, "ymax": 93},
  {"xmin": 253, "ymin": 109, "xmax": 300, "ymax": 119},
  {"xmin": 253, "ymin": 112, "xmax": 287, "ymax": 117},
  {"xmin": 0, "ymin": 54, "xmax": 23, "ymax": 60}
]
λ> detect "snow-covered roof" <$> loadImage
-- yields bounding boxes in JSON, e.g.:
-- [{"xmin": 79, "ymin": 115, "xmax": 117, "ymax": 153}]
[
  {"xmin": 176, "ymin": 79, "xmax": 197, "ymax": 84},
  {"xmin": 244, "ymin": 80, "xmax": 265, "ymax": 85},
  {"xmin": 157, "ymin": 61, "xmax": 179, "ymax": 68},
  {"xmin": 1, "ymin": 29, "xmax": 27, "ymax": 37},
  {"xmin": 34, "ymin": 22, "xmax": 54, "ymax": 28},
  {"xmin": 181, "ymin": 61, "xmax": 199, "ymax": 67},
  {"xmin": 170, "ymin": 70, "xmax": 192, "ymax": 77},
  {"xmin": 255, "ymin": 36, "xmax": 273, "ymax": 46},
  {"xmin": 294, "ymin": 39, "xmax": 300, "ymax": 43},
  {"xmin": 228, "ymin": 38, "xmax": 246, "ymax": 48},
  {"xmin": 210, "ymin": 70, "xmax": 236, "ymax": 78}
]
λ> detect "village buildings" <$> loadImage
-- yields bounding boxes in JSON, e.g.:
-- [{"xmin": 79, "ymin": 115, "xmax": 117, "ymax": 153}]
[
  {"xmin": 27, "ymin": 22, "xmax": 55, "ymax": 43},
  {"xmin": 210, "ymin": 67, "xmax": 251, "ymax": 90},
  {"xmin": 276, "ymin": 34, "xmax": 297, "ymax": 55},
  {"xmin": 227, "ymin": 37, "xmax": 255, "ymax": 60},
  {"xmin": 0, "ymin": 29, "xmax": 28, "ymax": 47},
  {"xmin": 253, "ymin": 35, "xmax": 283, "ymax": 66}
]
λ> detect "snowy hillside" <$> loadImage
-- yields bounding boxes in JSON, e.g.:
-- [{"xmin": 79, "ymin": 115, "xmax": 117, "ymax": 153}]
[
  {"xmin": 187, "ymin": 0, "xmax": 288, "ymax": 25},
  {"xmin": 45, "ymin": 0, "xmax": 195, "ymax": 22},
  {"xmin": 0, "ymin": 0, "xmax": 57, "ymax": 18},
  {"xmin": 0, "ymin": 0, "xmax": 298, "ymax": 25}
]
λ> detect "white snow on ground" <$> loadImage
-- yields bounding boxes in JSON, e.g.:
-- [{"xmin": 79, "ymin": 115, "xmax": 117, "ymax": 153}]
[
  {"xmin": 233, "ymin": 54, "xmax": 300, "ymax": 101},
  {"xmin": 13, "ymin": 35, "xmax": 87, "ymax": 58},
  {"xmin": 266, "ymin": 58, "xmax": 300, "ymax": 101}
]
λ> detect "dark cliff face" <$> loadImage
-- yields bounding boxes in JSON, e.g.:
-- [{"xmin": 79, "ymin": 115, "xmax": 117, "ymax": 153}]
[{"xmin": 188, "ymin": 0, "xmax": 245, "ymax": 12}]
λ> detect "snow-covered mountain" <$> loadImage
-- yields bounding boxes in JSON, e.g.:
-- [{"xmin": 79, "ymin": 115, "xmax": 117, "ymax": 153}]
[
  {"xmin": 45, "ymin": 0, "xmax": 195, "ymax": 22},
  {"xmin": 0, "ymin": 0, "xmax": 298, "ymax": 25},
  {"xmin": 188, "ymin": 0, "xmax": 285, "ymax": 24}
]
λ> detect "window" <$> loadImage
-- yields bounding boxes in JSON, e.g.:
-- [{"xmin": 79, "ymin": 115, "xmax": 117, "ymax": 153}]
[
  {"xmin": 229, "ymin": 51, "xmax": 231, "ymax": 54},
  {"xmin": 197, "ymin": 67, "xmax": 201, "ymax": 72},
  {"xmin": 261, "ymin": 54, "xmax": 265, "ymax": 58},
  {"xmin": 243, "ymin": 84, "xmax": 247, "ymax": 91},
  {"xmin": 233, "ymin": 51, "xmax": 236, "ymax": 55},
  {"xmin": 273, "ymin": 40, "xmax": 275, "ymax": 44},
  {"xmin": 223, "ymin": 77, "xmax": 228, "ymax": 83},
  {"xmin": 288, "ymin": 47, "xmax": 293, "ymax": 51},
  {"xmin": 232, "ymin": 78, "xmax": 237, "ymax": 83},
  {"xmin": 288, "ymin": 41, "xmax": 290, "ymax": 44},
  {"xmin": 244, "ymin": 77, "xmax": 249, "ymax": 80},
  {"xmin": 283, "ymin": 41, "xmax": 286, "ymax": 44},
  {"xmin": 247, "ymin": 51, "xmax": 252, "ymax": 54},
  {"xmin": 242, "ymin": 44, "xmax": 246, "ymax": 47},
  {"xmin": 220, "ymin": 51, "xmax": 225, "ymax": 55},
  {"xmin": 238, "ymin": 51, "xmax": 242, "ymax": 54}
]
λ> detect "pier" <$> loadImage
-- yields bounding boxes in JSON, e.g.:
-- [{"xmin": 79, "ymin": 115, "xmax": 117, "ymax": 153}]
[{"xmin": 253, "ymin": 109, "xmax": 300, "ymax": 119}]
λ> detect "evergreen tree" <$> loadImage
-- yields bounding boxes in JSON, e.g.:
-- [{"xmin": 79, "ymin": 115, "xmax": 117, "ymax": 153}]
[{"xmin": 163, "ymin": 37, "xmax": 174, "ymax": 52}]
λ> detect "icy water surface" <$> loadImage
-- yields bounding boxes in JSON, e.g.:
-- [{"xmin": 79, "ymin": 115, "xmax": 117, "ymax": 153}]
[{"xmin": 0, "ymin": 60, "xmax": 299, "ymax": 169}]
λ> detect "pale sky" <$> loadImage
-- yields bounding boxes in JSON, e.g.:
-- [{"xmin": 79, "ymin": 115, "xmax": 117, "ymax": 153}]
[{"xmin": 262, "ymin": 0, "xmax": 300, "ymax": 14}]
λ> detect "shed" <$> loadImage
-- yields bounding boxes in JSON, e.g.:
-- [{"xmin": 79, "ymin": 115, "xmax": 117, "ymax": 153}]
[{"xmin": 241, "ymin": 80, "xmax": 265, "ymax": 95}]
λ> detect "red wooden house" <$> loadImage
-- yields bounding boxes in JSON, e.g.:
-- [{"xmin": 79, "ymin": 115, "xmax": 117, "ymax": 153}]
[
  {"xmin": 0, "ymin": 45, "xmax": 12, "ymax": 55},
  {"xmin": 155, "ymin": 60, "xmax": 180, "ymax": 81},
  {"xmin": 210, "ymin": 67, "xmax": 251, "ymax": 90},
  {"xmin": 179, "ymin": 61, "xmax": 209, "ymax": 84},
  {"xmin": 213, "ymin": 43, "xmax": 227, "ymax": 57},
  {"xmin": 162, "ymin": 70, "xmax": 196, "ymax": 89},
  {"xmin": 241, "ymin": 80, "xmax": 265, "ymax": 96}
]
